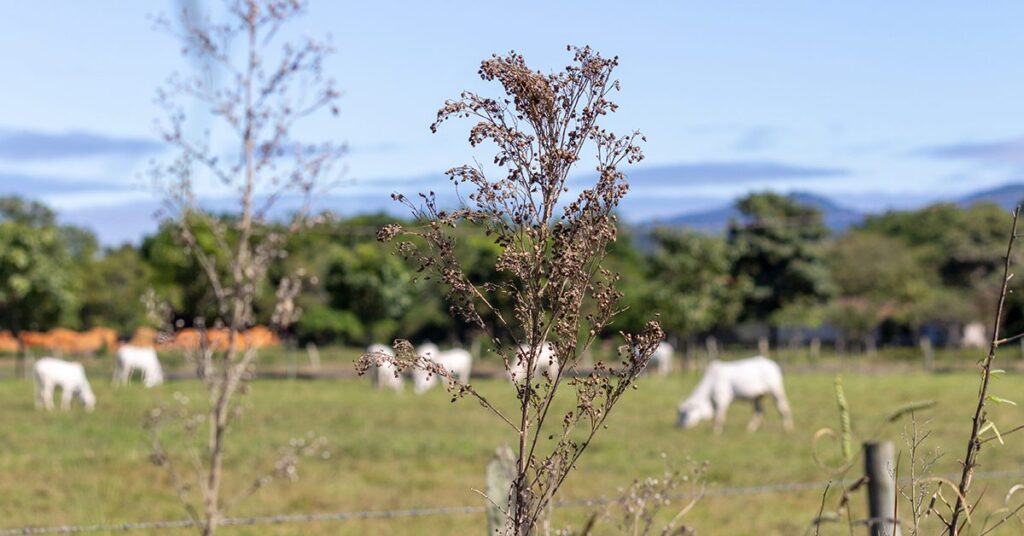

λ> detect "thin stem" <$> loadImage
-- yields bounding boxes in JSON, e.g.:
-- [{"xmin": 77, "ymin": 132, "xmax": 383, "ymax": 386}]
[{"xmin": 948, "ymin": 205, "xmax": 1020, "ymax": 535}]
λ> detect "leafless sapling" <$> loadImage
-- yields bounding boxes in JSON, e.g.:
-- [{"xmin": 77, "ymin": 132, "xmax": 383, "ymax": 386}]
[
  {"xmin": 947, "ymin": 206, "xmax": 1022, "ymax": 535},
  {"xmin": 145, "ymin": 1, "xmax": 341, "ymax": 534}
]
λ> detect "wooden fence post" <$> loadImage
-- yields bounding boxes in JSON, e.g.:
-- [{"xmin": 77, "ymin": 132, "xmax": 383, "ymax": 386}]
[
  {"xmin": 287, "ymin": 349, "xmax": 297, "ymax": 380},
  {"xmin": 757, "ymin": 336, "xmax": 770, "ymax": 357},
  {"xmin": 864, "ymin": 441, "xmax": 901, "ymax": 536},
  {"xmin": 486, "ymin": 444, "xmax": 516, "ymax": 536},
  {"xmin": 22, "ymin": 351, "xmax": 34, "ymax": 380},
  {"xmin": 705, "ymin": 336, "xmax": 719, "ymax": 361},
  {"xmin": 919, "ymin": 336, "xmax": 934, "ymax": 372},
  {"xmin": 865, "ymin": 335, "xmax": 877, "ymax": 359},
  {"xmin": 305, "ymin": 342, "xmax": 321, "ymax": 372}
]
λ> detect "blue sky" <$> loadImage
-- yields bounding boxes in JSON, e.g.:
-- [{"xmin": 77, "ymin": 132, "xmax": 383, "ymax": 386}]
[{"xmin": 1, "ymin": 1, "xmax": 1023, "ymax": 244}]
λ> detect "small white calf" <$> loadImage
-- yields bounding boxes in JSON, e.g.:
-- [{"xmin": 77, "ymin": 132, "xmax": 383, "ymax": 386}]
[
  {"xmin": 508, "ymin": 342, "xmax": 560, "ymax": 383},
  {"xmin": 676, "ymin": 355, "xmax": 792, "ymax": 434},
  {"xmin": 649, "ymin": 341, "xmax": 674, "ymax": 376},
  {"xmin": 367, "ymin": 343, "xmax": 403, "ymax": 391},
  {"xmin": 113, "ymin": 345, "xmax": 164, "ymax": 388},
  {"xmin": 34, "ymin": 357, "xmax": 96, "ymax": 412},
  {"xmin": 413, "ymin": 342, "xmax": 472, "ymax": 394}
]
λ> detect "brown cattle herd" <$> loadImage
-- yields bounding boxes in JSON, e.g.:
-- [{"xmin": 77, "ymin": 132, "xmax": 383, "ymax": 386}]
[{"xmin": 0, "ymin": 326, "xmax": 280, "ymax": 356}]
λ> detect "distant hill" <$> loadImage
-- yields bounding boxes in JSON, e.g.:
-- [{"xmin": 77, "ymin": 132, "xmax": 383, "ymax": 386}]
[
  {"xmin": 649, "ymin": 191, "xmax": 863, "ymax": 233},
  {"xmin": 643, "ymin": 183, "xmax": 1024, "ymax": 235},
  {"xmin": 958, "ymin": 183, "xmax": 1024, "ymax": 210}
]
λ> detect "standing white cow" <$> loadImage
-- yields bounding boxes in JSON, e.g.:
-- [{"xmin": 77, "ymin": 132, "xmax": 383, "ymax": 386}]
[
  {"xmin": 367, "ymin": 343, "xmax": 403, "ymax": 391},
  {"xmin": 34, "ymin": 357, "xmax": 96, "ymax": 411},
  {"xmin": 413, "ymin": 342, "xmax": 472, "ymax": 394},
  {"xmin": 113, "ymin": 345, "xmax": 164, "ymax": 388},
  {"xmin": 508, "ymin": 342, "xmax": 560, "ymax": 383},
  {"xmin": 676, "ymin": 356, "xmax": 793, "ymax": 434},
  {"xmin": 648, "ymin": 341, "xmax": 674, "ymax": 376}
]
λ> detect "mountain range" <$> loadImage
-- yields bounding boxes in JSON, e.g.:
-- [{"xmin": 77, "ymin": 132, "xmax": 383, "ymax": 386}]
[{"xmin": 641, "ymin": 183, "xmax": 1024, "ymax": 234}]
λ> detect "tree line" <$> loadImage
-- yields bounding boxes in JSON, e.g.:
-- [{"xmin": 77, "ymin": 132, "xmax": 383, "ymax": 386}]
[{"xmin": 1, "ymin": 193, "xmax": 1018, "ymax": 349}]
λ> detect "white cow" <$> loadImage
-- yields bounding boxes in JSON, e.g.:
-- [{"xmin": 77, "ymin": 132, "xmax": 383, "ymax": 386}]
[
  {"xmin": 508, "ymin": 342, "xmax": 560, "ymax": 383},
  {"xmin": 113, "ymin": 345, "xmax": 164, "ymax": 388},
  {"xmin": 413, "ymin": 342, "xmax": 472, "ymax": 394},
  {"xmin": 648, "ymin": 341, "xmax": 674, "ymax": 376},
  {"xmin": 961, "ymin": 322, "xmax": 988, "ymax": 349},
  {"xmin": 34, "ymin": 357, "xmax": 96, "ymax": 412},
  {"xmin": 367, "ymin": 343, "xmax": 403, "ymax": 391},
  {"xmin": 676, "ymin": 356, "xmax": 793, "ymax": 434}
]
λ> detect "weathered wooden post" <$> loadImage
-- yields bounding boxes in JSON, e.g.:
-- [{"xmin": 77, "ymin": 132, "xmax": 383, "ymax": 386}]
[
  {"xmin": 305, "ymin": 342, "xmax": 321, "ymax": 372},
  {"xmin": 757, "ymin": 336, "xmax": 770, "ymax": 357},
  {"xmin": 471, "ymin": 335, "xmax": 483, "ymax": 362},
  {"xmin": 865, "ymin": 335, "xmax": 878, "ymax": 359},
  {"xmin": 919, "ymin": 336, "xmax": 934, "ymax": 372},
  {"xmin": 22, "ymin": 350, "xmax": 34, "ymax": 380},
  {"xmin": 864, "ymin": 441, "xmax": 901, "ymax": 536},
  {"xmin": 286, "ymin": 350, "xmax": 297, "ymax": 380},
  {"xmin": 705, "ymin": 336, "xmax": 719, "ymax": 361},
  {"xmin": 486, "ymin": 444, "xmax": 516, "ymax": 536}
]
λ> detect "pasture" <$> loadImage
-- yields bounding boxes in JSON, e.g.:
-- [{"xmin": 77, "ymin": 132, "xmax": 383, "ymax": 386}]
[{"xmin": 2, "ymin": 359, "xmax": 1024, "ymax": 535}]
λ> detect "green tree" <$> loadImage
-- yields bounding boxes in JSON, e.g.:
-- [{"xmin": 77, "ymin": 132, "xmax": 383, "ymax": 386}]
[
  {"xmin": 862, "ymin": 203, "xmax": 1018, "ymax": 324},
  {"xmin": 78, "ymin": 245, "xmax": 154, "ymax": 332},
  {"xmin": 140, "ymin": 216, "xmax": 274, "ymax": 325},
  {"xmin": 728, "ymin": 193, "xmax": 834, "ymax": 322},
  {"xmin": 0, "ymin": 197, "xmax": 81, "ymax": 334},
  {"xmin": 826, "ymin": 231, "xmax": 933, "ymax": 338},
  {"xmin": 321, "ymin": 242, "xmax": 415, "ymax": 343},
  {"xmin": 631, "ymin": 229, "xmax": 747, "ymax": 342}
]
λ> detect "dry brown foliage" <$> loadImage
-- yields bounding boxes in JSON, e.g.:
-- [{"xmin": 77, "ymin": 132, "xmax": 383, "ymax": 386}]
[{"xmin": 358, "ymin": 46, "xmax": 663, "ymax": 535}]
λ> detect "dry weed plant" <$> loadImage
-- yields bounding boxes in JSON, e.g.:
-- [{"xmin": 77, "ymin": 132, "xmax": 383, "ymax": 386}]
[
  {"xmin": 577, "ymin": 455, "xmax": 707, "ymax": 536},
  {"xmin": 143, "ymin": 1, "xmax": 341, "ymax": 534},
  {"xmin": 358, "ymin": 46, "xmax": 663, "ymax": 535},
  {"xmin": 896, "ymin": 414, "xmax": 943, "ymax": 536}
]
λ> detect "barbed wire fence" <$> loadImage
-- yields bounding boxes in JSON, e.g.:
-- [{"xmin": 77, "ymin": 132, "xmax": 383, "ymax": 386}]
[{"xmin": 3, "ymin": 469, "xmax": 1022, "ymax": 535}]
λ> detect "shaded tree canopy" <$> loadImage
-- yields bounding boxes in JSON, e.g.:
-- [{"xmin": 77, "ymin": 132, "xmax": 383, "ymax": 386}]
[
  {"xmin": 0, "ymin": 197, "xmax": 81, "ymax": 332},
  {"xmin": 728, "ymin": 192, "xmax": 835, "ymax": 322},
  {"xmin": 0, "ymin": 193, "xmax": 1016, "ymax": 350}
]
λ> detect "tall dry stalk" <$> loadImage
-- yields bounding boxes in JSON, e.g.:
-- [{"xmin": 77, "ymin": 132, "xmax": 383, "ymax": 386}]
[
  {"xmin": 947, "ymin": 205, "xmax": 1021, "ymax": 535},
  {"xmin": 146, "ymin": 1, "xmax": 341, "ymax": 534},
  {"xmin": 359, "ymin": 47, "xmax": 663, "ymax": 535}
]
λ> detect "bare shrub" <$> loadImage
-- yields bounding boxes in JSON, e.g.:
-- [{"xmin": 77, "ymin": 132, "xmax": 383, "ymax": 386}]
[
  {"xmin": 358, "ymin": 46, "xmax": 663, "ymax": 535},
  {"xmin": 586, "ymin": 455, "xmax": 707, "ymax": 536},
  {"xmin": 144, "ymin": 1, "xmax": 342, "ymax": 534}
]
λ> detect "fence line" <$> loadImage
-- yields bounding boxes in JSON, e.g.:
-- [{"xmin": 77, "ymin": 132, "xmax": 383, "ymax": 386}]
[{"xmin": 2, "ymin": 469, "xmax": 1022, "ymax": 535}]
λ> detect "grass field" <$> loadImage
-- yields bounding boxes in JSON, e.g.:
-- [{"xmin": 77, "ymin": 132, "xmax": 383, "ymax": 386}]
[{"xmin": 2, "ymin": 358, "xmax": 1024, "ymax": 535}]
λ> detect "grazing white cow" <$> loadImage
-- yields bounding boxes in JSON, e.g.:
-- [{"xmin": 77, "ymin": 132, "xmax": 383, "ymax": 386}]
[
  {"xmin": 676, "ymin": 355, "xmax": 793, "ymax": 434},
  {"xmin": 413, "ymin": 342, "xmax": 472, "ymax": 394},
  {"xmin": 648, "ymin": 341, "xmax": 674, "ymax": 376},
  {"xmin": 113, "ymin": 345, "xmax": 164, "ymax": 388},
  {"xmin": 367, "ymin": 343, "xmax": 403, "ymax": 391},
  {"xmin": 508, "ymin": 342, "xmax": 560, "ymax": 383},
  {"xmin": 34, "ymin": 357, "xmax": 96, "ymax": 412},
  {"xmin": 961, "ymin": 322, "xmax": 988, "ymax": 349}
]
